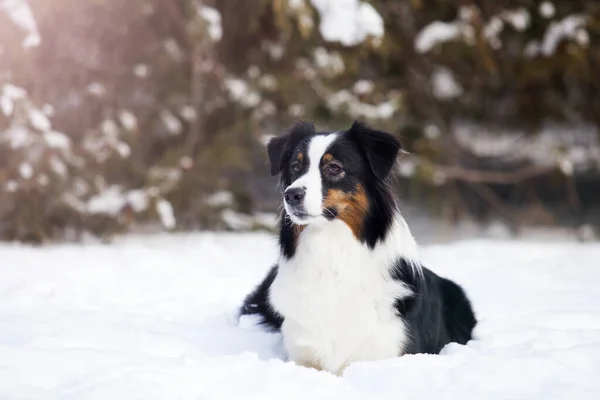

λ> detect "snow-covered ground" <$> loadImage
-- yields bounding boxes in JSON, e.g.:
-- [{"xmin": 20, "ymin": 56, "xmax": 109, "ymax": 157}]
[{"xmin": 0, "ymin": 232, "xmax": 599, "ymax": 399}]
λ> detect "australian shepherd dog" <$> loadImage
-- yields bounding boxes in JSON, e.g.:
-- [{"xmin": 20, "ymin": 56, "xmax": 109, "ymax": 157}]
[{"xmin": 240, "ymin": 120, "xmax": 477, "ymax": 375}]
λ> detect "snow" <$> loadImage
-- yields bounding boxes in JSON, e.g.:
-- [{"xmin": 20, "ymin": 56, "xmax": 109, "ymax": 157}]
[
  {"xmin": 156, "ymin": 199, "xmax": 176, "ymax": 230},
  {"xmin": 253, "ymin": 101, "xmax": 277, "ymax": 119},
  {"xmin": 160, "ymin": 110, "xmax": 182, "ymax": 135},
  {"xmin": 576, "ymin": 29, "xmax": 590, "ymax": 47},
  {"xmin": 539, "ymin": 2, "xmax": 556, "ymax": 19},
  {"xmin": 4, "ymin": 179, "xmax": 18, "ymax": 192},
  {"xmin": 28, "ymin": 108, "xmax": 52, "ymax": 132},
  {"xmin": 247, "ymin": 66, "xmax": 260, "ymax": 79},
  {"xmin": 288, "ymin": 103, "xmax": 305, "ymax": 117},
  {"xmin": 179, "ymin": 106, "xmax": 197, "ymax": 122},
  {"xmin": 559, "ymin": 158, "xmax": 574, "ymax": 176},
  {"xmin": 86, "ymin": 186, "xmax": 129, "ymax": 216},
  {"xmin": 86, "ymin": 187, "xmax": 150, "ymax": 216},
  {"xmin": 424, "ymin": 124, "xmax": 441, "ymax": 139},
  {"xmin": 288, "ymin": 0, "xmax": 303, "ymax": 10},
  {"xmin": 353, "ymin": 80, "xmax": 374, "ymax": 95},
  {"xmin": 43, "ymin": 129, "xmax": 70, "ymax": 149},
  {"xmin": 252, "ymin": 213, "xmax": 278, "ymax": 230},
  {"xmin": 262, "ymin": 41, "xmax": 284, "ymax": 60},
  {"xmin": 101, "ymin": 119, "xmax": 119, "ymax": 138},
  {"xmin": 179, "ymin": 156, "xmax": 194, "ymax": 170},
  {"xmin": 1, "ymin": 84, "xmax": 26, "ymax": 116},
  {"xmin": 163, "ymin": 38, "xmax": 184, "ymax": 62},
  {"xmin": 416, "ymin": 8, "xmax": 534, "ymax": 53},
  {"xmin": 415, "ymin": 21, "xmax": 465, "ymax": 53},
  {"xmin": 0, "ymin": 234, "xmax": 598, "ymax": 399},
  {"xmin": 541, "ymin": 15, "xmax": 587, "ymax": 56},
  {"xmin": 205, "ymin": 191, "xmax": 234, "ymax": 208},
  {"xmin": 0, "ymin": 0, "xmax": 40, "ymax": 48},
  {"xmin": 86, "ymin": 82, "xmax": 106, "ymax": 97},
  {"xmin": 503, "ymin": 8, "xmax": 530, "ymax": 32},
  {"xmin": 18, "ymin": 162, "xmax": 33, "ymax": 179},
  {"xmin": 115, "ymin": 142, "xmax": 131, "ymax": 158},
  {"xmin": 133, "ymin": 64, "xmax": 150, "ymax": 79},
  {"xmin": 49, "ymin": 155, "xmax": 67, "ymax": 177},
  {"xmin": 221, "ymin": 209, "xmax": 254, "ymax": 230},
  {"xmin": 258, "ymin": 75, "xmax": 278, "ymax": 91},
  {"xmin": 0, "ymin": 95, "xmax": 13, "ymax": 116},
  {"xmin": 313, "ymin": 47, "xmax": 345, "ymax": 75},
  {"xmin": 431, "ymin": 67, "xmax": 463, "ymax": 100},
  {"xmin": 310, "ymin": 0, "xmax": 384, "ymax": 46},
  {"xmin": 398, "ymin": 159, "xmax": 416, "ymax": 177},
  {"xmin": 2, "ymin": 83, "xmax": 26, "ymax": 100},
  {"xmin": 454, "ymin": 122, "xmax": 600, "ymax": 171},
  {"xmin": 1, "ymin": 126, "xmax": 32, "ymax": 148},
  {"xmin": 42, "ymin": 103, "xmax": 55, "ymax": 116},
  {"xmin": 524, "ymin": 40, "xmax": 541, "ymax": 58},
  {"xmin": 126, "ymin": 189, "xmax": 150, "ymax": 213},
  {"xmin": 221, "ymin": 210, "xmax": 278, "ymax": 230},
  {"xmin": 37, "ymin": 173, "xmax": 49, "ymax": 186},
  {"xmin": 260, "ymin": 133, "xmax": 276, "ymax": 147},
  {"xmin": 224, "ymin": 78, "xmax": 261, "ymax": 108},
  {"xmin": 326, "ymin": 90, "xmax": 397, "ymax": 120},
  {"xmin": 118, "ymin": 110, "xmax": 137, "ymax": 131},
  {"xmin": 198, "ymin": 6, "xmax": 222, "ymax": 41}
]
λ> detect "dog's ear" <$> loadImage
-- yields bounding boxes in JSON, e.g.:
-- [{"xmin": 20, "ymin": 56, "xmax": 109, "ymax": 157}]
[
  {"xmin": 267, "ymin": 136, "xmax": 288, "ymax": 176},
  {"xmin": 267, "ymin": 121, "xmax": 315, "ymax": 176},
  {"xmin": 347, "ymin": 121, "xmax": 401, "ymax": 180}
]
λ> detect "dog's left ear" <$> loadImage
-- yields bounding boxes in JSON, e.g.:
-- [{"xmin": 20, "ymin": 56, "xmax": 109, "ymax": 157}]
[
  {"xmin": 267, "ymin": 136, "xmax": 289, "ymax": 176},
  {"xmin": 267, "ymin": 120, "xmax": 315, "ymax": 176},
  {"xmin": 347, "ymin": 121, "xmax": 401, "ymax": 180}
]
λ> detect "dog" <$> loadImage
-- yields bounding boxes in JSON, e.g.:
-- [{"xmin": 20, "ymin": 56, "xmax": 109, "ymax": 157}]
[{"xmin": 240, "ymin": 120, "xmax": 477, "ymax": 375}]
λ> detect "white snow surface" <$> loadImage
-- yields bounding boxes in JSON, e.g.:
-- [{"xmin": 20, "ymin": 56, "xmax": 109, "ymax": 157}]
[{"xmin": 0, "ymin": 233, "xmax": 599, "ymax": 399}]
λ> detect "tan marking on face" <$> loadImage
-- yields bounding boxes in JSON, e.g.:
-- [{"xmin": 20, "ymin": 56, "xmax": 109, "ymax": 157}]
[
  {"xmin": 322, "ymin": 184, "xmax": 369, "ymax": 239},
  {"xmin": 297, "ymin": 152, "xmax": 304, "ymax": 162},
  {"xmin": 322, "ymin": 153, "xmax": 334, "ymax": 163}
]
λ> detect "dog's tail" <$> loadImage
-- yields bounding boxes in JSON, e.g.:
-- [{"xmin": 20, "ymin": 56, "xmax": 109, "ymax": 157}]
[
  {"xmin": 240, "ymin": 265, "xmax": 284, "ymax": 331},
  {"xmin": 440, "ymin": 277, "xmax": 477, "ymax": 345}
]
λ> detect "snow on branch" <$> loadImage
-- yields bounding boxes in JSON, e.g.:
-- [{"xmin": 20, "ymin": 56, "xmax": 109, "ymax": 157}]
[
  {"xmin": 309, "ymin": 0, "xmax": 383, "ymax": 46},
  {"xmin": 0, "ymin": 0, "xmax": 40, "ymax": 48}
]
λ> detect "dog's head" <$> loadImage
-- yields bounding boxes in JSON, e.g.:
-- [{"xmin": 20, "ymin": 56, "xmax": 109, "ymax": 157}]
[{"xmin": 267, "ymin": 120, "xmax": 401, "ymax": 232}]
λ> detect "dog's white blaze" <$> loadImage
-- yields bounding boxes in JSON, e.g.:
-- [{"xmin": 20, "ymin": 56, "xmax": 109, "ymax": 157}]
[
  {"xmin": 284, "ymin": 134, "xmax": 338, "ymax": 221},
  {"xmin": 270, "ymin": 214, "xmax": 421, "ymax": 375}
]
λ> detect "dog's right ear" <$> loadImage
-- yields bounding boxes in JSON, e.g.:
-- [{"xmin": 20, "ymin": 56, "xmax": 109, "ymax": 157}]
[
  {"xmin": 267, "ymin": 121, "xmax": 315, "ymax": 176},
  {"xmin": 347, "ymin": 120, "xmax": 401, "ymax": 180}
]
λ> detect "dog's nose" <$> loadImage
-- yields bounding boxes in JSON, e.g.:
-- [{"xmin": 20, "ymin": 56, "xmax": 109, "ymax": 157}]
[{"xmin": 284, "ymin": 187, "xmax": 305, "ymax": 207}]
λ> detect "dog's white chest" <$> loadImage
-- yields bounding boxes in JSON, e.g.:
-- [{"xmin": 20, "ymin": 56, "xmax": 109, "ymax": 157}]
[{"xmin": 269, "ymin": 220, "xmax": 410, "ymax": 374}]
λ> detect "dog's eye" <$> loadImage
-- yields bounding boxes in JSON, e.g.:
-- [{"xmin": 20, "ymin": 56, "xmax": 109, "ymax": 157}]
[
  {"xmin": 325, "ymin": 163, "xmax": 343, "ymax": 176},
  {"xmin": 290, "ymin": 162, "xmax": 302, "ymax": 174}
]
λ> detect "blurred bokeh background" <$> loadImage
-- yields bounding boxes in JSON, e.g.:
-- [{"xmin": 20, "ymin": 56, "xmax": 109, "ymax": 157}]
[{"xmin": 1, "ymin": 0, "xmax": 599, "ymax": 244}]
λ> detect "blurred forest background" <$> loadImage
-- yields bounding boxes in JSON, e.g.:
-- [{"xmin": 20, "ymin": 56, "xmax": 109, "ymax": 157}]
[{"xmin": 1, "ymin": 0, "xmax": 600, "ymax": 244}]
